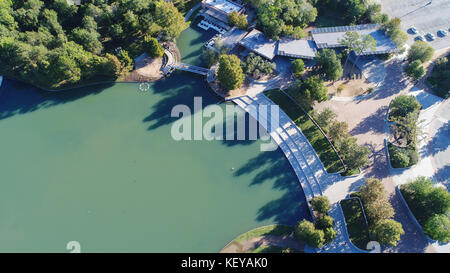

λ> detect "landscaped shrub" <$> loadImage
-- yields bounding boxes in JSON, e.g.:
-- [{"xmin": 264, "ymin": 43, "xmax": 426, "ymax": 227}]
[
  {"xmin": 294, "ymin": 220, "xmax": 325, "ymax": 248},
  {"xmin": 349, "ymin": 178, "xmax": 404, "ymax": 247},
  {"xmin": 359, "ymin": 178, "xmax": 394, "ymax": 224},
  {"xmin": 408, "ymin": 41, "xmax": 435, "ymax": 63},
  {"xmin": 311, "ymin": 196, "xmax": 331, "ymax": 214},
  {"xmin": 423, "ymin": 214, "xmax": 450, "ymax": 243},
  {"xmin": 405, "ymin": 60, "xmax": 425, "ymax": 80},
  {"xmin": 241, "ymin": 53, "xmax": 275, "ymax": 79},
  {"xmin": 427, "ymin": 53, "xmax": 450, "ymax": 98},
  {"xmin": 388, "ymin": 143, "xmax": 418, "ymax": 168},
  {"xmin": 316, "ymin": 215, "xmax": 334, "ymax": 230},
  {"xmin": 370, "ymin": 219, "xmax": 405, "ymax": 246},
  {"xmin": 400, "ymin": 176, "xmax": 450, "ymax": 243},
  {"xmin": 389, "ymin": 95, "xmax": 421, "ymax": 119},
  {"xmin": 324, "ymin": 227, "xmax": 337, "ymax": 244},
  {"xmin": 291, "ymin": 59, "xmax": 305, "ymax": 78}
]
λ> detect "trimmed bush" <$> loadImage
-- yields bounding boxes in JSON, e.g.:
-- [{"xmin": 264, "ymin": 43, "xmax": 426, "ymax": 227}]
[
  {"xmin": 423, "ymin": 214, "xmax": 450, "ymax": 243},
  {"xmin": 316, "ymin": 215, "xmax": 334, "ymax": 230},
  {"xmin": 311, "ymin": 196, "xmax": 330, "ymax": 214},
  {"xmin": 294, "ymin": 220, "xmax": 325, "ymax": 248},
  {"xmin": 400, "ymin": 176, "xmax": 450, "ymax": 243}
]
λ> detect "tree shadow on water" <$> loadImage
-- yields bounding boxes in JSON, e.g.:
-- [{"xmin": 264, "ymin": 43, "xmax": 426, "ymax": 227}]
[
  {"xmin": 234, "ymin": 150, "xmax": 312, "ymax": 225},
  {"xmin": 0, "ymin": 78, "xmax": 114, "ymax": 121},
  {"xmin": 142, "ymin": 72, "xmax": 215, "ymax": 130}
]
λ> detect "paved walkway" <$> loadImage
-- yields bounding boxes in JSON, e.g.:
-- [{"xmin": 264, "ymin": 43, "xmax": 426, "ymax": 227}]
[
  {"xmin": 231, "ymin": 93, "xmax": 368, "ymax": 253},
  {"xmin": 184, "ymin": 3, "xmax": 202, "ymax": 22},
  {"xmin": 316, "ymin": 55, "xmax": 442, "ymax": 253},
  {"xmin": 232, "ymin": 53, "xmax": 447, "ymax": 252}
]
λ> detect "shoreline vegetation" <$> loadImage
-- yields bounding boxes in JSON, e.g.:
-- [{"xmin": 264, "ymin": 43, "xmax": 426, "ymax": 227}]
[{"xmin": 0, "ymin": 0, "xmax": 186, "ymax": 90}]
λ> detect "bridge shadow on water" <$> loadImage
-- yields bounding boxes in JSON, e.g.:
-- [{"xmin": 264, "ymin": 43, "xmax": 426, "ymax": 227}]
[{"xmin": 0, "ymin": 78, "xmax": 114, "ymax": 121}]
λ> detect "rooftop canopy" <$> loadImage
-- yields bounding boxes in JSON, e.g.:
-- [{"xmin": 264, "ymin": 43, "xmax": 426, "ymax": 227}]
[
  {"xmin": 203, "ymin": 0, "xmax": 243, "ymax": 15},
  {"xmin": 239, "ymin": 29, "xmax": 277, "ymax": 60},
  {"xmin": 311, "ymin": 24, "xmax": 398, "ymax": 55},
  {"xmin": 277, "ymin": 39, "xmax": 317, "ymax": 59}
]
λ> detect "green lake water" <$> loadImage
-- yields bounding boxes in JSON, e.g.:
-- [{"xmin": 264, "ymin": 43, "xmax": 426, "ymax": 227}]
[{"xmin": 0, "ymin": 26, "xmax": 309, "ymax": 252}]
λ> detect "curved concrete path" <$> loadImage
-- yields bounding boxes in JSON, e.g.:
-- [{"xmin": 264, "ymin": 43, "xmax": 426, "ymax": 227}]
[{"xmin": 231, "ymin": 93, "xmax": 368, "ymax": 253}]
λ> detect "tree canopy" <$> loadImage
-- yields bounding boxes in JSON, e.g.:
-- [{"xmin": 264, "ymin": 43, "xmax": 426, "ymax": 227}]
[
  {"xmin": 314, "ymin": 49, "xmax": 343, "ymax": 81},
  {"xmin": 408, "ymin": 41, "xmax": 435, "ymax": 63},
  {"xmin": 0, "ymin": 0, "xmax": 187, "ymax": 89},
  {"xmin": 217, "ymin": 54, "xmax": 245, "ymax": 91},
  {"xmin": 256, "ymin": 0, "xmax": 316, "ymax": 40}
]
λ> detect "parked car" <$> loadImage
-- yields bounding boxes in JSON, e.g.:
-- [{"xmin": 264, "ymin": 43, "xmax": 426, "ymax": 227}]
[
  {"xmin": 415, "ymin": 35, "xmax": 426, "ymax": 41},
  {"xmin": 409, "ymin": 26, "xmax": 418, "ymax": 34},
  {"xmin": 437, "ymin": 29, "xmax": 448, "ymax": 37},
  {"xmin": 425, "ymin": 32, "xmax": 436, "ymax": 41}
]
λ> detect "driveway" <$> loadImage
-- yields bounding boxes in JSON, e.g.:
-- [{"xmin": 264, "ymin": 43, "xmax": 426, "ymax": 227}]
[{"xmin": 377, "ymin": 0, "xmax": 450, "ymax": 50}]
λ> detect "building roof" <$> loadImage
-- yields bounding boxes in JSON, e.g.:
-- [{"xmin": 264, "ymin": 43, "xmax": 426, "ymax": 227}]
[
  {"xmin": 203, "ymin": 0, "xmax": 243, "ymax": 15},
  {"xmin": 311, "ymin": 24, "xmax": 398, "ymax": 55},
  {"xmin": 277, "ymin": 39, "xmax": 317, "ymax": 59},
  {"xmin": 239, "ymin": 29, "xmax": 277, "ymax": 60}
]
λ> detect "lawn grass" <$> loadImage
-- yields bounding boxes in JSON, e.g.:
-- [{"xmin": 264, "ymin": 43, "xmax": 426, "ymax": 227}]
[
  {"xmin": 249, "ymin": 245, "xmax": 302, "ymax": 253},
  {"xmin": 264, "ymin": 89, "xmax": 345, "ymax": 173},
  {"xmin": 340, "ymin": 198, "xmax": 370, "ymax": 250},
  {"xmin": 234, "ymin": 225, "xmax": 294, "ymax": 243}
]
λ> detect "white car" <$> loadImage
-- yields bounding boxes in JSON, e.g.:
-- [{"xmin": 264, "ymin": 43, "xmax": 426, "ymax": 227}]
[{"xmin": 409, "ymin": 26, "xmax": 418, "ymax": 34}]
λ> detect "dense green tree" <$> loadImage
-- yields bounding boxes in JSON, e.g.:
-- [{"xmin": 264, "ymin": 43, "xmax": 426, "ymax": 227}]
[
  {"xmin": 370, "ymin": 219, "xmax": 404, "ymax": 246},
  {"xmin": 117, "ymin": 49, "xmax": 133, "ymax": 72},
  {"xmin": 294, "ymin": 220, "xmax": 325, "ymax": 248},
  {"xmin": 383, "ymin": 18, "xmax": 407, "ymax": 48},
  {"xmin": 424, "ymin": 214, "xmax": 450, "ymax": 243},
  {"xmin": 0, "ymin": 0, "xmax": 187, "ymax": 89},
  {"xmin": 338, "ymin": 137, "xmax": 370, "ymax": 171},
  {"xmin": 291, "ymin": 59, "xmax": 305, "ymax": 78},
  {"xmin": 405, "ymin": 60, "xmax": 425, "ymax": 80},
  {"xmin": 324, "ymin": 227, "xmax": 337, "ymax": 244},
  {"xmin": 241, "ymin": 52, "xmax": 275, "ymax": 79},
  {"xmin": 145, "ymin": 36, "xmax": 164, "ymax": 58},
  {"xmin": 314, "ymin": 107, "xmax": 337, "ymax": 132},
  {"xmin": 311, "ymin": 196, "xmax": 330, "ymax": 214},
  {"xmin": 315, "ymin": 49, "xmax": 343, "ymax": 81},
  {"xmin": 302, "ymin": 75, "xmax": 329, "ymax": 102},
  {"xmin": 316, "ymin": 215, "xmax": 334, "ymax": 230},
  {"xmin": 328, "ymin": 121, "xmax": 348, "ymax": 143},
  {"xmin": 408, "ymin": 41, "xmax": 435, "ymax": 63},
  {"xmin": 217, "ymin": 54, "xmax": 245, "ymax": 91},
  {"xmin": 427, "ymin": 54, "xmax": 450, "ymax": 98},
  {"xmin": 71, "ymin": 27, "xmax": 102, "ymax": 54},
  {"xmin": 228, "ymin": 11, "xmax": 248, "ymax": 30},
  {"xmin": 154, "ymin": 0, "xmax": 187, "ymax": 40},
  {"xmin": 359, "ymin": 178, "xmax": 395, "ymax": 224},
  {"xmin": 256, "ymin": 0, "xmax": 316, "ymax": 40},
  {"xmin": 389, "ymin": 95, "xmax": 421, "ymax": 119}
]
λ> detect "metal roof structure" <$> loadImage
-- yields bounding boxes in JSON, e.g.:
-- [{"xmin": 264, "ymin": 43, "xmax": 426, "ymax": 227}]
[
  {"xmin": 311, "ymin": 24, "xmax": 398, "ymax": 55},
  {"xmin": 277, "ymin": 39, "xmax": 317, "ymax": 59},
  {"xmin": 238, "ymin": 29, "xmax": 278, "ymax": 60}
]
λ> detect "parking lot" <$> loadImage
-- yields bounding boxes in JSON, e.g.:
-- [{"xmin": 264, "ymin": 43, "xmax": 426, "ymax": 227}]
[{"xmin": 377, "ymin": 0, "xmax": 450, "ymax": 50}]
